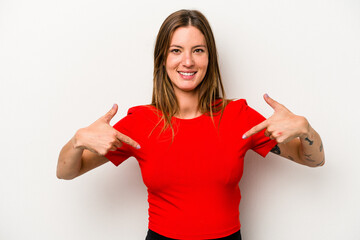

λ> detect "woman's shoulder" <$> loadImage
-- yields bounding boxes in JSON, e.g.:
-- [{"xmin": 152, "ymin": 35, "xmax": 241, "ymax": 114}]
[
  {"xmin": 114, "ymin": 104, "xmax": 160, "ymax": 130},
  {"xmin": 225, "ymin": 98, "xmax": 249, "ymax": 110},
  {"xmin": 126, "ymin": 104, "xmax": 161, "ymax": 118}
]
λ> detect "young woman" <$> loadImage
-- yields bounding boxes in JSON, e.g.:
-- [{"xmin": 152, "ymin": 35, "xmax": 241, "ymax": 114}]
[{"xmin": 57, "ymin": 9, "xmax": 325, "ymax": 240}]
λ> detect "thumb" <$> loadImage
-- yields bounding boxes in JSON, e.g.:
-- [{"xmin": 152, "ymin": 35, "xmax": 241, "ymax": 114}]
[
  {"xmin": 263, "ymin": 93, "xmax": 281, "ymax": 111},
  {"xmin": 103, "ymin": 104, "xmax": 118, "ymax": 123}
]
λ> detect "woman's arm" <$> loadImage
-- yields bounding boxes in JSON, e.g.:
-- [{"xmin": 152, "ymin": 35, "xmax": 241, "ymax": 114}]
[
  {"xmin": 57, "ymin": 134, "xmax": 110, "ymax": 180},
  {"xmin": 57, "ymin": 104, "xmax": 140, "ymax": 180},
  {"xmin": 270, "ymin": 124, "xmax": 324, "ymax": 167},
  {"xmin": 243, "ymin": 94, "xmax": 325, "ymax": 167}
]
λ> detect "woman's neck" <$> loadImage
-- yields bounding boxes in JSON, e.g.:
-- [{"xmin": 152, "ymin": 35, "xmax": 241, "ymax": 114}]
[{"xmin": 174, "ymin": 90, "xmax": 201, "ymax": 119}]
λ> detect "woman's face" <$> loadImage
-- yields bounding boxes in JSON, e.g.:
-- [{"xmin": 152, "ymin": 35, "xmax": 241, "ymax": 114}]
[{"xmin": 165, "ymin": 26, "xmax": 208, "ymax": 95}]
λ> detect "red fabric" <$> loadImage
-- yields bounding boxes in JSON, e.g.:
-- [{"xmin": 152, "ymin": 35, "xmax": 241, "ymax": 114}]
[{"xmin": 105, "ymin": 99, "xmax": 277, "ymax": 239}]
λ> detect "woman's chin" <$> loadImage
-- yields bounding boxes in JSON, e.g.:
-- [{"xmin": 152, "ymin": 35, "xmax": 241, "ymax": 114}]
[{"xmin": 175, "ymin": 86, "xmax": 198, "ymax": 93}]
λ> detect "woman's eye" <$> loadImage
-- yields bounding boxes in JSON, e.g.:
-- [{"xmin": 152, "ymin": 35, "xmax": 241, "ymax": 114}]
[
  {"xmin": 194, "ymin": 49, "xmax": 205, "ymax": 53},
  {"xmin": 171, "ymin": 49, "xmax": 180, "ymax": 53}
]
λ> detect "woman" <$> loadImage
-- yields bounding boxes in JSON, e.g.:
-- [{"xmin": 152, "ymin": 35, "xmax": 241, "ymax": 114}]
[{"xmin": 57, "ymin": 9, "xmax": 325, "ymax": 240}]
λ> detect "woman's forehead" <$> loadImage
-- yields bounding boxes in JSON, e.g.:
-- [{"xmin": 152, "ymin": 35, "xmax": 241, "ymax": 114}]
[{"xmin": 170, "ymin": 26, "xmax": 206, "ymax": 46}]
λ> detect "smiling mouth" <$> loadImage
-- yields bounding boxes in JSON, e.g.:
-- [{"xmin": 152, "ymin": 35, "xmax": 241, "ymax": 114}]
[{"xmin": 178, "ymin": 71, "xmax": 197, "ymax": 76}]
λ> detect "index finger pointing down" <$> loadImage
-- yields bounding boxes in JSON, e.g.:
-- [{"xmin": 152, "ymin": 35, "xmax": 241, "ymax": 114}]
[
  {"xmin": 116, "ymin": 131, "xmax": 141, "ymax": 149},
  {"xmin": 242, "ymin": 120, "xmax": 268, "ymax": 139}
]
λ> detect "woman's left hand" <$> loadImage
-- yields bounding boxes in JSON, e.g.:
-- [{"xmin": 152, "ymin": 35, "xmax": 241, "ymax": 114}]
[{"xmin": 242, "ymin": 94, "xmax": 310, "ymax": 144}]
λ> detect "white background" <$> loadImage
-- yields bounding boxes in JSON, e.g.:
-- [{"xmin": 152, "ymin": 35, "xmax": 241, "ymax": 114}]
[{"xmin": 1, "ymin": 0, "xmax": 359, "ymax": 239}]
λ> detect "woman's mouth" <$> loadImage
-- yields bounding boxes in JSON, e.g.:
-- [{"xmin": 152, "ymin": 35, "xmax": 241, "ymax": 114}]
[{"xmin": 178, "ymin": 71, "xmax": 197, "ymax": 79}]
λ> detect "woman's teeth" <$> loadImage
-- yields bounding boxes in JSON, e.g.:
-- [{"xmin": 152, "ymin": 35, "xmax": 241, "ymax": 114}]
[{"xmin": 179, "ymin": 72, "xmax": 196, "ymax": 76}]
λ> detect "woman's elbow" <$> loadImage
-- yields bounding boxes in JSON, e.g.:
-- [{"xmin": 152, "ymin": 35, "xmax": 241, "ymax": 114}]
[
  {"xmin": 56, "ymin": 165, "xmax": 79, "ymax": 180},
  {"xmin": 305, "ymin": 158, "xmax": 325, "ymax": 168}
]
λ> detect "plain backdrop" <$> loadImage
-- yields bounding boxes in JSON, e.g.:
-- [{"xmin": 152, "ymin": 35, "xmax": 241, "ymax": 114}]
[{"xmin": 1, "ymin": 0, "xmax": 359, "ymax": 239}]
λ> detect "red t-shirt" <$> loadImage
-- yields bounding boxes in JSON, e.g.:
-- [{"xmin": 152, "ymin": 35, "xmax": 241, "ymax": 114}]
[{"xmin": 105, "ymin": 99, "xmax": 277, "ymax": 239}]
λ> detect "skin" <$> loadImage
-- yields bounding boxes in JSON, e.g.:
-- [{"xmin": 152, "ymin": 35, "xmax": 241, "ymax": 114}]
[
  {"xmin": 243, "ymin": 94, "xmax": 325, "ymax": 167},
  {"xmin": 169, "ymin": 27, "xmax": 325, "ymax": 167},
  {"xmin": 57, "ymin": 26, "xmax": 208, "ymax": 179},
  {"xmin": 56, "ymin": 104, "xmax": 139, "ymax": 179},
  {"xmin": 166, "ymin": 26, "xmax": 208, "ymax": 119},
  {"xmin": 57, "ymin": 26, "xmax": 324, "ymax": 180}
]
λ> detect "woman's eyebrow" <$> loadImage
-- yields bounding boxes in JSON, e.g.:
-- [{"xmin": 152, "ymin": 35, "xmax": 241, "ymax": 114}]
[{"xmin": 170, "ymin": 44, "xmax": 207, "ymax": 49}]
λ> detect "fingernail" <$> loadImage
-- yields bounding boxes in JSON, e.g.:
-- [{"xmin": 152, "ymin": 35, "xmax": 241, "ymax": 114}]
[
  {"xmin": 242, "ymin": 134, "xmax": 247, "ymax": 139},
  {"xmin": 112, "ymin": 104, "xmax": 116, "ymax": 109},
  {"xmin": 136, "ymin": 145, "xmax": 141, "ymax": 149},
  {"xmin": 265, "ymin": 93, "xmax": 269, "ymax": 98}
]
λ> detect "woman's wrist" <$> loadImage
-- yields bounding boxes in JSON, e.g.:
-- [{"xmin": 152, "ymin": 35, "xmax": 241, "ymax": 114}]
[
  {"xmin": 298, "ymin": 116, "xmax": 311, "ymax": 139},
  {"xmin": 72, "ymin": 128, "xmax": 86, "ymax": 150}
]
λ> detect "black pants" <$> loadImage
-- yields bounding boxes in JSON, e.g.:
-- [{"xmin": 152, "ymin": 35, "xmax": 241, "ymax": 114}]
[{"xmin": 145, "ymin": 229, "xmax": 241, "ymax": 240}]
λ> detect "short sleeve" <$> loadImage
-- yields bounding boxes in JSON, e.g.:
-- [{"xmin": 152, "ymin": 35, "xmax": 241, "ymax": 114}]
[
  {"xmin": 241, "ymin": 100, "xmax": 278, "ymax": 157},
  {"xmin": 105, "ymin": 108, "xmax": 136, "ymax": 167}
]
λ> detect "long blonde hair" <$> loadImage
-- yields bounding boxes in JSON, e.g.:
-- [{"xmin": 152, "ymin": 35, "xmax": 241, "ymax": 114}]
[{"xmin": 151, "ymin": 9, "xmax": 227, "ymax": 136}]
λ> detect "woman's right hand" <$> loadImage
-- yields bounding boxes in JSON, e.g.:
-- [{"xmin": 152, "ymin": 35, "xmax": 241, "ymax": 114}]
[{"xmin": 74, "ymin": 104, "xmax": 140, "ymax": 156}]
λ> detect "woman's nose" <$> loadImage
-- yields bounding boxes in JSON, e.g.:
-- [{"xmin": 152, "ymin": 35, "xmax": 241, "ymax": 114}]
[{"xmin": 181, "ymin": 52, "xmax": 194, "ymax": 67}]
